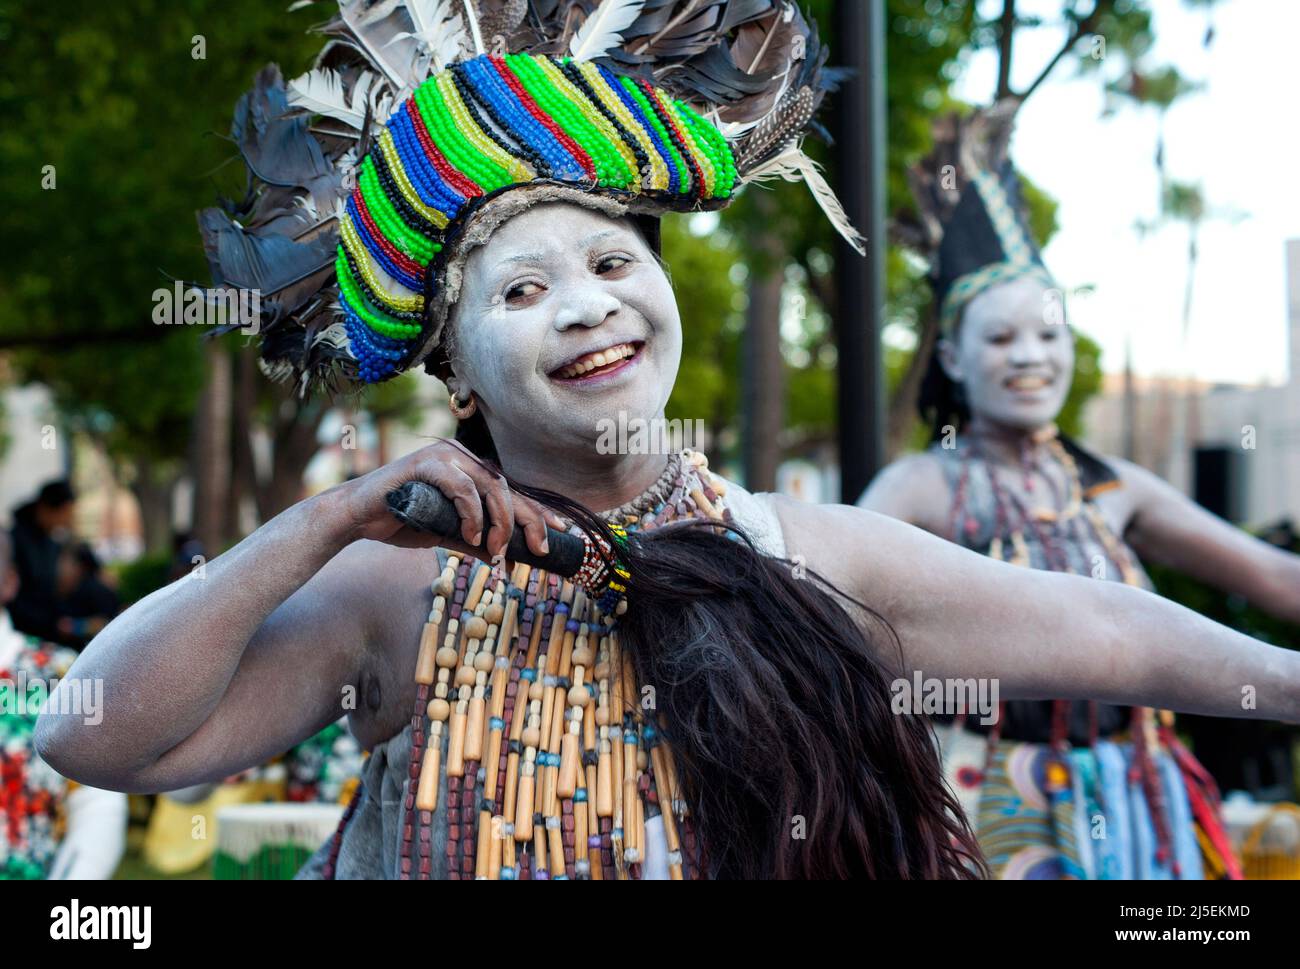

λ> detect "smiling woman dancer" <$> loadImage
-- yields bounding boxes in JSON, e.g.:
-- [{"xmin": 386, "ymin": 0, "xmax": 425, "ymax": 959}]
[
  {"xmin": 36, "ymin": 2, "xmax": 1300, "ymax": 880},
  {"xmin": 859, "ymin": 103, "xmax": 1300, "ymax": 880}
]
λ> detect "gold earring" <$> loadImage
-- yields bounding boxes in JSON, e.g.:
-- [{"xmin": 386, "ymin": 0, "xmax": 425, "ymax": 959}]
[{"xmin": 449, "ymin": 390, "xmax": 477, "ymax": 420}]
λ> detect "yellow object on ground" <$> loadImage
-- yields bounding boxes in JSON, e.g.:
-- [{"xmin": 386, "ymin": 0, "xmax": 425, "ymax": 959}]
[{"xmin": 141, "ymin": 779, "xmax": 286, "ymax": 876}]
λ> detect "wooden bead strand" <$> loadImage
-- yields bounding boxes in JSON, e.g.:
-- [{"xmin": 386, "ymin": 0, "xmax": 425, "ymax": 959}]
[
  {"xmin": 402, "ymin": 554, "xmax": 468, "ymax": 879},
  {"xmin": 508, "ymin": 572, "xmax": 555, "ymax": 879},
  {"xmin": 494, "ymin": 564, "xmax": 541, "ymax": 879},
  {"xmin": 391, "ymin": 450, "xmax": 727, "ymax": 883}
]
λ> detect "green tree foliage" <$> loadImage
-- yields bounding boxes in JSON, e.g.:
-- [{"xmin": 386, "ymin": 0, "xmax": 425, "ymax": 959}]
[
  {"xmin": 660, "ymin": 215, "xmax": 743, "ymax": 432},
  {"xmin": 0, "ymin": 0, "xmax": 320, "ymax": 466}
]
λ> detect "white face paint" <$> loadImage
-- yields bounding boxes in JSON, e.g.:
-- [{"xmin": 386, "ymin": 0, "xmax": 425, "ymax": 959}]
[
  {"xmin": 942, "ymin": 275, "xmax": 1075, "ymax": 432},
  {"xmin": 446, "ymin": 202, "xmax": 681, "ymax": 459}
]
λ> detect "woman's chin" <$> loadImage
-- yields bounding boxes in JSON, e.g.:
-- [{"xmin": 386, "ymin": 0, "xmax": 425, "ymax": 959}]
[{"xmin": 980, "ymin": 403, "xmax": 1063, "ymax": 432}]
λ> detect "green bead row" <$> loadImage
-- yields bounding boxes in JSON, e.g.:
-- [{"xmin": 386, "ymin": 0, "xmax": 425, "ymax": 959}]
[
  {"xmin": 358, "ymin": 159, "xmax": 439, "ymax": 263},
  {"xmin": 414, "ymin": 76, "xmax": 510, "ymax": 193},
  {"xmin": 621, "ymin": 77, "xmax": 691, "ymax": 195},
  {"xmin": 335, "ymin": 252, "xmax": 423, "ymax": 339},
  {"xmin": 675, "ymin": 101, "xmax": 736, "ymax": 197},
  {"xmin": 505, "ymin": 54, "xmax": 636, "ymax": 189}
]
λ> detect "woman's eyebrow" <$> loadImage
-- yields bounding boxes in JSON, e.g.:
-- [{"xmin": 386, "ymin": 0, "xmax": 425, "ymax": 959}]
[
  {"xmin": 501, "ymin": 250, "xmax": 546, "ymax": 265},
  {"xmin": 578, "ymin": 228, "xmax": 621, "ymax": 248}
]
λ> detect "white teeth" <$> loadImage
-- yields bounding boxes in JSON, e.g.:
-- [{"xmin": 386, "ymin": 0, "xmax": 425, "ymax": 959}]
[
  {"xmin": 556, "ymin": 343, "xmax": 635, "ymax": 378},
  {"xmin": 1009, "ymin": 376, "xmax": 1049, "ymax": 389}
]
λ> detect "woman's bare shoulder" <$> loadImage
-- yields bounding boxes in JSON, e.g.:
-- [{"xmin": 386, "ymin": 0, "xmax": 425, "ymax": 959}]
[{"xmin": 854, "ymin": 450, "xmax": 953, "ymax": 533}]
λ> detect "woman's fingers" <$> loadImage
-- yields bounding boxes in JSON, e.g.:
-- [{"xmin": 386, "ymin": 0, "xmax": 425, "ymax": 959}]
[
  {"xmin": 510, "ymin": 493, "xmax": 553, "ymax": 557},
  {"xmin": 358, "ymin": 437, "xmax": 569, "ymax": 559},
  {"xmin": 440, "ymin": 439, "xmax": 566, "ymax": 558},
  {"xmin": 422, "ymin": 459, "xmax": 485, "ymax": 548},
  {"xmin": 446, "ymin": 456, "xmax": 514, "ymax": 559}
]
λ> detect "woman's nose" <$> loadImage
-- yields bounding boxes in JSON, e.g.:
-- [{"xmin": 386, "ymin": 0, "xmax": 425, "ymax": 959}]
[
  {"xmin": 553, "ymin": 285, "xmax": 620, "ymax": 330},
  {"xmin": 1008, "ymin": 332, "xmax": 1048, "ymax": 365}
]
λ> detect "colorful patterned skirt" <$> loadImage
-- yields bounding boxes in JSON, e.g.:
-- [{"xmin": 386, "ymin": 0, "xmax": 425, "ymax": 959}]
[{"xmin": 940, "ymin": 721, "xmax": 1240, "ymax": 880}]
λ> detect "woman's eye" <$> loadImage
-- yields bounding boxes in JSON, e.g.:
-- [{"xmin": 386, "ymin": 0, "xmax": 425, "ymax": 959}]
[
  {"xmin": 595, "ymin": 254, "xmax": 632, "ymax": 274},
  {"xmin": 505, "ymin": 281, "xmax": 543, "ymax": 302}
]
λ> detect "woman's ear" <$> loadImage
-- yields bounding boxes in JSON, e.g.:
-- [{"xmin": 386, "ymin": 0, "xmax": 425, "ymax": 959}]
[
  {"xmin": 936, "ymin": 335, "xmax": 963, "ymax": 385},
  {"xmin": 445, "ymin": 372, "xmax": 475, "ymax": 404}
]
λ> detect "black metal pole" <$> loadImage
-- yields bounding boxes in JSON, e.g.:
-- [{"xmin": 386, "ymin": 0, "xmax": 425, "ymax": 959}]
[{"xmin": 833, "ymin": 0, "xmax": 886, "ymax": 503}]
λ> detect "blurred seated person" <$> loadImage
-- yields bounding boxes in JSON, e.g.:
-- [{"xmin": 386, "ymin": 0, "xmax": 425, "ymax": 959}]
[
  {"xmin": 54, "ymin": 543, "xmax": 120, "ymax": 651},
  {"xmin": 9, "ymin": 480, "xmax": 76, "ymax": 645},
  {"xmin": 167, "ymin": 532, "xmax": 207, "ymax": 585},
  {"xmin": 0, "ymin": 530, "xmax": 126, "ymax": 878}
]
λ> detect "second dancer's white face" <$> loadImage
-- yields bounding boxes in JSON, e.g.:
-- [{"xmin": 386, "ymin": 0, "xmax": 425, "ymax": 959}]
[
  {"xmin": 940, "ymin": 275, "xmax": 1075, "ymax": 432},
  {"xmin": 447, "ymin": 202, "xmax": 682, "ymax": 453}
]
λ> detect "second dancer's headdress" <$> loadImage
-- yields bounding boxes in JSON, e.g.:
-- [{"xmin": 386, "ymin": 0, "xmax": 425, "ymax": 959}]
[{"xmin": 909, "ymin": 99, "xmax": 1054, "ymax": 333}]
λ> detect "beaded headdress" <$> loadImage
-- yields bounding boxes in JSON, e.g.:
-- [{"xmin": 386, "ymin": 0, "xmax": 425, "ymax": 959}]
[
  {"xmin": 908, "ymin": 99, "xmax": 1054, "ymax": 334},
  {"xmin": 200, "ymin": 0, "xmax": 861, "ymax": 393}
]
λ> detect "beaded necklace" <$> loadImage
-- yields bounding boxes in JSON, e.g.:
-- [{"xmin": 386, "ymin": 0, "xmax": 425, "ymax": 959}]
[
  {"xmin": 949, "ymin": 429, "xmax": 1144, "ymax": 585},
  {"xmin": 325, "ymin": 449, "xmax": 729, "ymax": 880},
  {"xmin": 0, "ymin": 639, "xmax": 74, "ymax": 880}
]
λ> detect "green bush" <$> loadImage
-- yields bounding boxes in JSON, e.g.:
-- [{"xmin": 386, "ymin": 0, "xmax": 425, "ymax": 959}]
[{"xmin": 111, "ymin": 553, "xmax": 172, "ymax": 606}]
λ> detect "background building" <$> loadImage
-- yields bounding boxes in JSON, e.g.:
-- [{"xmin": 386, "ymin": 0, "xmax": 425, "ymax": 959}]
[{"xmin": 1082, "ymin": 240, "xmax": 1300, "ymax": 529}]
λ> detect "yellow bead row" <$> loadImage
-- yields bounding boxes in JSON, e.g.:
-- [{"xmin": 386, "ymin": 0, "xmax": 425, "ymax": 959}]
[
  {"xmin": 339, "ymin": 217, "xmax": 425, "ymax": 313},
  {"xmin": 436, "ymin": 72, "xmax": 536, "ymax": 184},
  {"xmin": 576, "ymin": 61, "xmax": 669, "ymax": 191},
  {"xmin": 376, "ymin": 129, "xmax": 450, "ymax": 230},
  {"xmin": 534, "ymin": 57, "xmax": 640, "ymax": 180},
  {"xmin": 672, "ymin": 103, "xmax": 717, "ymax": 197}
]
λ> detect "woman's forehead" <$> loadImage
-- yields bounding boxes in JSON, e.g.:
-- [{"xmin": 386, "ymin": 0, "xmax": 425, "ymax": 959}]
[
  {"xmin": 963, "ymin": 277, "xmax": 1053, "ymax": 332},
  {"xmin": 477, "ymin": 203, "xmax": 637, "ymax": 264}
]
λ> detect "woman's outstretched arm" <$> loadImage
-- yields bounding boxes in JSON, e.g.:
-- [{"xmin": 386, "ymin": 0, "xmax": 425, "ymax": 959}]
[
  {"xmin": 773, "ymin": 498, "xmax": 1300, "ymax": 723},
  {"xmin": 1114, "ymin": 457, "xmax": 1300, "ymax": 624}
]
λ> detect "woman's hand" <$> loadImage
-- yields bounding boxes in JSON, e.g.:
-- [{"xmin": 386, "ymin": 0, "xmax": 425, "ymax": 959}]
[{"xmin": 337, "ymin": 438, "xmax": 566, "ymax": 560}]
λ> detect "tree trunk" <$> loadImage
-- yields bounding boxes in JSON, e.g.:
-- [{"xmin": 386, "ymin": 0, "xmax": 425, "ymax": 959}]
[
  {"xmin": 886, "ymin": 300, "xmax": 941, "ymax": 459},
  {"xmin": 192, "ymin": 343, "xmax": 231, "ymax": 554},
  {"xmin": 741, "ymin": 206, "xmax": 785, "ymax": 491},
  {"xmin": 228, "ymin": 345, "xmax": 259, "ymax": 536},
  {"xmin": 996, "ymin": 0, "xmax": 1017, "ymax": 99},
  {"xmin": 264, "ymin": 397, "xmax": 329, "ymax": 519},
  {"xmin": 129, "ymin": 455, "xmax": 179, "ymax": 555}
]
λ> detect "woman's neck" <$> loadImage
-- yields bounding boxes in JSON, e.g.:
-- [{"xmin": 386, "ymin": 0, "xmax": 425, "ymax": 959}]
[
  {"xmin": 492, "ymin": 442, "xmax": 673, "ymax": 516},
  {"xmin": 963, "ymin": 415, "xmax": 1058, "ymax": 467}
]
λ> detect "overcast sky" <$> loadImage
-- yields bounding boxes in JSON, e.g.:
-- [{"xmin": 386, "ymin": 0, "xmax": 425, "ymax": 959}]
[{"xmin": 951, "ymin": 0, "xmax": 1297, "ymax": 386}]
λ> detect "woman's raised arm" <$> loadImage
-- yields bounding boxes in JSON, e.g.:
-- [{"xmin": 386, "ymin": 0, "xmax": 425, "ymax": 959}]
[
  {"xmin": 34, "ymin": 439, "xmax": 561, "ymax": 793},
  {"xmin": 773, "ymin": 497, "xmax": 1300, "ymax": 723}
]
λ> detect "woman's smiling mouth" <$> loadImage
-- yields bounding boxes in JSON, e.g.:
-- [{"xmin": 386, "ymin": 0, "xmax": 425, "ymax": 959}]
[
  {"xmin": 549, "ymin": 341, "xmax": 645, "ymax": 384},
  {"xmin": 1004, "ymin": 374, "xmax": 1053, "ymax": 392}
]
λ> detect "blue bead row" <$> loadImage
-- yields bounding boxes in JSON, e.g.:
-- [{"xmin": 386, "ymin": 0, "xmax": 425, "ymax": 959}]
[
  {"xmin": 462, "ymin": 57, "xmax": 582, "ymax": 180},
  {"xmin": 343, "ymin": 304, "xmax": 409, "ymax": 383},
  {"xmin": 345, "ymin": 193, "xmax": 424, "ymax": 292},
  {"xmin": 390, "ymin": 103, "xmax": 467, "ymax": 215},
  {"xmin": 597, "ymin": 65, "xmax": 680, "ymax": 194}
]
